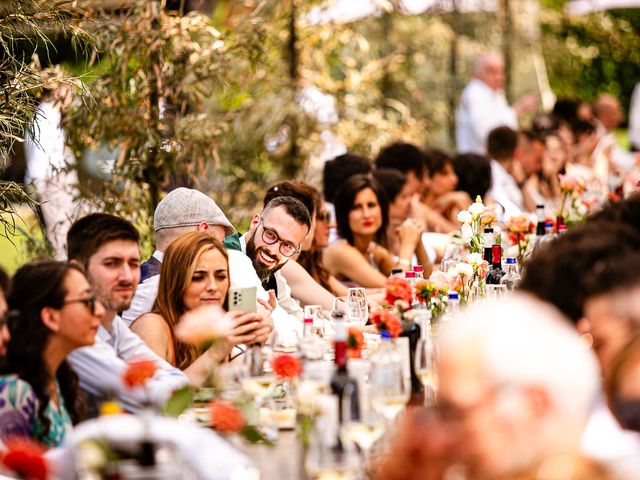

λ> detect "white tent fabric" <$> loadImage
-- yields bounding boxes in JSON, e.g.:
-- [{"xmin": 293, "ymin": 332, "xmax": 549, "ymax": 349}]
[{"xmin": 566, "ymin": 0, "xmax": 640, "ymax": 14}]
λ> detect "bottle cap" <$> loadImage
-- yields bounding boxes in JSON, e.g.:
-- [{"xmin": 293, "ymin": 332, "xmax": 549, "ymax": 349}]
[
  {"xmin": 413, "ymin": 265, "xmax": 423, "ymax": 273},
  {"xmin": 558, "ymin": 225, "xmax": 567, "ymax": 232},
  {"xmin": 448, "ymin": 292, "xmax": 460, "ymax": 300},
  {"xmin": 506, "ymin": 257, "xmax": 517, "ymax": 264},
  {"xmin": 380, "ymin": 330, "xmax": 392, "ymax": 340},
  {"xmin": 544, "ymin": 221, "xmax": 554, "ymax": 227},
  {"xmin": 390, "ymin": 267, "xmax": 403, "ymax": 276},
  {"xmin": 405, "ymin": 271, "xmax": 416, "ymax": 279},
  {"xmin": 484, "ymin": 227, "xmax": 494, "ymax": 233},
  {"xmin": 304, "ymin": 317, "xmax": 313, "ymax": 324}
]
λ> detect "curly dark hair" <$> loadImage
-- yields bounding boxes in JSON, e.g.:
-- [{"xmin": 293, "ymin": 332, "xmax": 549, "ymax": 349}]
[{"xmin": 2, "ymin": 261, "xmax": 86, "ymax": 436}]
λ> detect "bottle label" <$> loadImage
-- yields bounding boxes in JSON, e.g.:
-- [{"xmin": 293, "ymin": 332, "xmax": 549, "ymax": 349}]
[{"xmin": 491, "ymin": 245, "xmax": 502, "ymax": 266}]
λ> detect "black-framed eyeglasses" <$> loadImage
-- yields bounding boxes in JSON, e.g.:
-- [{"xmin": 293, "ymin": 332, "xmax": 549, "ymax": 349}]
[
  {"xmin": 259, "ymin": 219, "xmax": 300, "ymax": 257},
  {"xmin": 63, "ymin": 295, "xmax": 98, "ymax": 315}
]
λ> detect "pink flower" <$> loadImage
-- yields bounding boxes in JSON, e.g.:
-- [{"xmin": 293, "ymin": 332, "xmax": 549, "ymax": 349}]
[
  {"xmin": 428, "ymin": 270, "xmax": 451, "ymax": 292},
  {"xmin": 175, "ymin": 305, "xmax": 232, "ymax": 346},
  {"xmin": 507, "ymin": 214, "xmax": 533, "ymax": 234},
  {"xmin": 559, "ymin": 173, "xmax": 586, "ymax": 194}
]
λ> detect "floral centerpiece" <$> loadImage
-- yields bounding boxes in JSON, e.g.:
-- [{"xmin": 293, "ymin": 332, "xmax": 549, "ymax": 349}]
[
  {"xmin": 506, "ymin": 213, "xmax": 534, "ymax": 267},
  {"xmin": 558, "ymin": 171, "xmax": 587, "ymax": 225},
  {"xmin": 347, "ymin": 327, "xmax": 365, "ymax": 358},
  {"xmin": 1, "ymin": 438, "xmax": 48, "ymax": 480},
  {"xmin": 457, "ymin": 195, "xmax": 494, "ymax": 254}
]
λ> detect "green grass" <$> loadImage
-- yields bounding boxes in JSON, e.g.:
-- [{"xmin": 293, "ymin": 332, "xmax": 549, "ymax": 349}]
[{"xmin": 0, "ymin": 208, "xmax": 46, "ymax": 275}]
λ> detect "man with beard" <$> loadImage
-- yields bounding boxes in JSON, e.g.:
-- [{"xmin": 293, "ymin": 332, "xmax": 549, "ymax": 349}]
[
  {"xmin": 65, "ymin": 213, "xmax": 188, "ymax": 415},
  {"xmin": 241, "ymin": 196, "xmax": 311, "ymax": 322}
]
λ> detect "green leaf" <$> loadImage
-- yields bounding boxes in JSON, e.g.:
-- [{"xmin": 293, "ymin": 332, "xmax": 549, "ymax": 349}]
[
  {"xmin": 163, "ymin": 386, "xmax": 194, "ymax": 417},
  {"xmin": 241, "ymin": 425, "xmax": 273, "ymax": 445}
]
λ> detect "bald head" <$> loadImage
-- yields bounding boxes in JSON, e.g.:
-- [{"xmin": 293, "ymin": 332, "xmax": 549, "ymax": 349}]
[
  {"xmin": 473, "ymin": 53, "xmax": 505, "ymax": 91},
  {"xmin": 593, "ymin": 93, "xmax": 623, "ymax": 131}
]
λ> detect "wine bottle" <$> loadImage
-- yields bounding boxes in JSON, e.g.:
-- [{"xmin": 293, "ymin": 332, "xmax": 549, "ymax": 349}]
[
  {"xmin": 483, "ymin": 227, "xmax": 494, "ymax": 264},
  {"xmin": 486, "ymin": 242, "xmax": 506, "ymax": 285},
  {"xmin": 330, "ymin": 317, "xmax": 360, "ymax": 425},
  {"xmin": 535, "ymin": 204, "xmax": 546, "ymax": 237}
]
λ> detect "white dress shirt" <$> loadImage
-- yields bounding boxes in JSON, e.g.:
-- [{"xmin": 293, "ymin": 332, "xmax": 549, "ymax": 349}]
[
  {"xmin": 456, "ymin": 79, "xmax": 518, "ymax": 154},
  {"xmin": 67, "ymin": 316, "xmax": 188, "ymax": 413},
  {"xmin": 487, "ymin": 159, "xmax": 524, "ymax": 220}
]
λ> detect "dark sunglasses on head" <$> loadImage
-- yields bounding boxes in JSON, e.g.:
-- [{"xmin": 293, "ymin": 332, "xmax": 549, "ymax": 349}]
[{"xmin": 63, "ymin": 295, "xmax": 98, "ymax": 315}]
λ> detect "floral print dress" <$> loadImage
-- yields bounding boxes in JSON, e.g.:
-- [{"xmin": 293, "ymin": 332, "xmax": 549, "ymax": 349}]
[{"xmin": 0, "ymin": 374, "xmax": 72, "ymax": 447}]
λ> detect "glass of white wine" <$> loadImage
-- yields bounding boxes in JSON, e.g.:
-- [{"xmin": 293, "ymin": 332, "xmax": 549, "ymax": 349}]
[
  {"xmin": 369, "ymin": 367, "xmax": 410, "ymax": 423},
  {"xmin": 340, "ymin": 385, "xmax": 386, "ymax": 466},
  {"xmin": 414, "ymin": 328, "xmax": 439, "ymax": 407}
]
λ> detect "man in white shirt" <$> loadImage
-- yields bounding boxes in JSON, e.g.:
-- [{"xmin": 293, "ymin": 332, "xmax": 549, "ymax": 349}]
[
  {"xmin": 456, "ymin": 53, "xmax": 537, "ymax": 154},
  {"xmin": 486, "ymin": 126, "xmax": 525, "ymax": 219},
  {"xmin": 66, "ymin": 213, "xmax": 188, "ymax": 414},
  {"xmin": 240, "ymin": 196, "xmax": 311, "ymax": 326},
  {"xmin": 24, "ymin": 82, "xmax": 79, "ymax": 259}
]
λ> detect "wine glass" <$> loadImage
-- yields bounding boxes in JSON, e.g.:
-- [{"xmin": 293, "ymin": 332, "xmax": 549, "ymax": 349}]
[
  {"xmin": 347, "ymin": 288, "xmax": 368, "ymax": 326},
  {"xmin": 485, "ymin": 284, "xmax": 507, "ymax": 300},
  {"xmin": 304, "ymin": 304, "xmax": 324, "ymax": 338},
  {"xmin": 414, "ymin": 327, "xmax": 439, "ymax": 407},
  {"xmin": 369, "ymin": 359, "xmax": 410, "ymax": 423}
]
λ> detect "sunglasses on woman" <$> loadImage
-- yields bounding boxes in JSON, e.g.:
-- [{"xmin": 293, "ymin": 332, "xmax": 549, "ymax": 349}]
[{"xmin": 63, "ymin": 294, "xmax": 99, "ymax": 315}]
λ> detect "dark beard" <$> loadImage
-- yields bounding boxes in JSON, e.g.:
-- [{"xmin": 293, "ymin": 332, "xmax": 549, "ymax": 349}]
[{"xmin": 245, "ymin": 230, "xmax": 286, "ymax": 283}]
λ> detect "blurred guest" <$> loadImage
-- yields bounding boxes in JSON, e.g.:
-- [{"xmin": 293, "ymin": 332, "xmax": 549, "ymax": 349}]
[
  {"xmin": 486, "ymin": 126, "xmax": 526, "ymax": 218},
  {"xmin": 324, "ymin": 175, "xmax": 419, "ymax": 287},
  {"xmin": 437, "ymin": 294, "xmax": 600, "ymax": 479},
  {"xmin": 375, "ymin": 142, "xmax": 453, "ymax": 233},
  {"xmin": 323, "ymin": 153, "xmax": 372, "ymax": 208},
  {"xmin": 456, "ymin": 52, "xmax": 537, "ymax": 154},
  {"xmin": 373, "ymin": 168, "xmax": 432, "ymax": 276},
  {"xmin": 421, "ymin": 149, "xmax": 471, "ymax": 224},
  {"xmin": 66, "ymin": 213, "xmax": 188, "ymax": 414},
  {"xmin": 452, "ymin": 153, "xmax": 492, "ymax": 201},
  {"xmin": 606, "ymin": 333, "xmax": 640, "ymax": 432},
  {"xmin": 24, "ymin": 79, "xmax": 79, "ymax": 259},
  {"xmin": 518, "ymin": 130, "xmax": 545, "ymax": 212},
  {"xmin": 131, "ymin": 233, "xmax": 269, "ymax": 378},
  {"xmin": 0, "ymin": 267, "xmax": 10, "ymax": 357},
  {"xmin": 0, "ymin": 261, "xmax": 104, "ymax": 446}
]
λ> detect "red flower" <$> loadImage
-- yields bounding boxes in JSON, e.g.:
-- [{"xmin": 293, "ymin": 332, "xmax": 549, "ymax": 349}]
[
  {"xmin": 385, "ymin": 276, "xmax": 412, "ymax": 306},
  {"xmin": 347, "ymin": 327, "xmax": 365, "ymax": 355},
  {"xmin": 123, "ymin": 359, "xmax": 157, "ymax": 388},
  {"xmin": 369, "ymin": 309, "xmax": 403, "ymax": 338},
  {"xmin": 1, "ymin": 437, "xmax": 48, "ymax": 480},
  {"xmin": 209, "ymin": 400, "xmax": 246, "ymax": 433},
  {"xmin": 272, "ymin": 354, "xmax": 302, "ymax": 379}
]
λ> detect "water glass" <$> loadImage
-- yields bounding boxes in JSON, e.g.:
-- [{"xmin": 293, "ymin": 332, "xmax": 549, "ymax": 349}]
[
  {"xmin": 347, "ymin": 288, "xmax": 369, "ymax": 326},
  {"xmin": 485, "ymin": 284, "xmax": 507, "ymax": 300},
  {"xmin": 414, "ymin": 329, "xmax": 439, "ymax": 406}
]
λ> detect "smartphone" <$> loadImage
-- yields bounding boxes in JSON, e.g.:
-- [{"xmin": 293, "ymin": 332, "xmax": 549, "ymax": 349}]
[{"xmin": 228, "ymin": 286, "xmax": 257, "ymax": 314}]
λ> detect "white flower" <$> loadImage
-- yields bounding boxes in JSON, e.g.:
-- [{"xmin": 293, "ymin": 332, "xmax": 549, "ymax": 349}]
[
  {"xmin": 466, "ymin": 253, "xmax": 483, "ymax": 267},
  {"xmin": 469, "ymin": 202, "xmax": 485, "ymax": 217},
  {"xmin": 461, "ymin": 223, "xmax": 473, "ymax": 243},
  {"xmin": 577, "ymin": 202, "xmax": 588, "ymax": 216},
  {"xmin": 457, "ymin": 210, "xmax": 472, "ymax": 224},
  {"xmin": 455, "ymin": 262, "xmax": 473, "ymax": 277}
]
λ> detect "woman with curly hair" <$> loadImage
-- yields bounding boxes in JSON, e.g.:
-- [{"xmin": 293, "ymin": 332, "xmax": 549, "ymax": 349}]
[{"xmin": 0, "ymin": 261, "xmax": 103, "ymax": 447}]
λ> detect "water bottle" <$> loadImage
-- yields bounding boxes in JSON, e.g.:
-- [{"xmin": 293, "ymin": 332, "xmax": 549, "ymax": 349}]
[{"xmin": 500, "ymin": 257, "xmax": 522, "ymax": 292}]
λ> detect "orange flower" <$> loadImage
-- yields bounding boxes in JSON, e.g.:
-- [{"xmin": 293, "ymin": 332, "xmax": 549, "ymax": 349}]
[
  {"xmin": 507, "ymin": 214, "xmax": 533, "ymax": 234},
  {"xmin": 559, "ymin": 173, "xmax": 586, "ymax": 194},
  {"xmin": 347, "ymin": 327, "xmax": 365, "ymax": 354},
  {"xmin": 370, "ymin": 309, "xmax": 403, "ymax": 338},
  {"xmin": 123, "ymin": 359, "xmax": 157, "ymax": 388},
  {"xmin": 272, "ymin": 354, "xmax": 302, "ymax": 379},
  {"xmin": 1, "ymin": 438, "xmax": 48, "ymax": 480},
  {"xmin": 385, "ymin": 276, "xmax": 413, "ymax": 306},
  {"xmin": 209, "ymin": 400, "xmax": 246, "ymax": 433}
]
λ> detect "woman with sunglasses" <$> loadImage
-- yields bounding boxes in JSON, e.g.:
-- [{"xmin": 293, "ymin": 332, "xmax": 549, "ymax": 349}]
[
  {"xmin": 131, "ymin": 233, "xmax": 269, "ymax": 379},
  {"xmin": 0, "ymin": 261, "xmax": 103, "ymax": 447}
]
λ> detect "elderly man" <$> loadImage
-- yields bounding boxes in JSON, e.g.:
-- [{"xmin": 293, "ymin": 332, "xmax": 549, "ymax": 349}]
[
  {"xmin": 437, "ymin": 294, "xmax": 601, "ymax": 479},
  {"xmin": 456, "ymin": 53, "xmax": 537, "ymax": 154}
]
